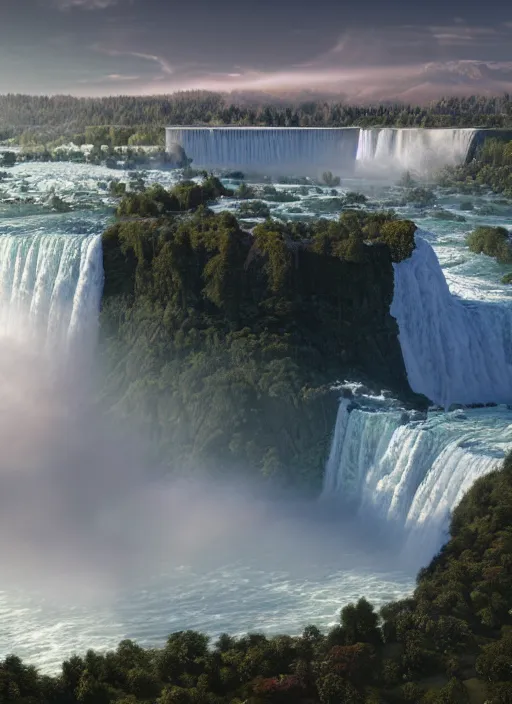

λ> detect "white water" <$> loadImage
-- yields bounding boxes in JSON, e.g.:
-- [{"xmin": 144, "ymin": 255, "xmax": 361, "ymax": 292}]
[
  {"xmin": 0, "ymin": 230, "xmax": 103, "ymax": 357},
  {"xmin": 166, "ymin": 127, "xmax": 360, "ymax": 175},
  {"xmin": 322, "ymin": 228, "xmax": 512, "ymax": 557},
  {"xmin": 356, "ymin": 128, "xmax": 476, "ymax": 175},
  {"xmin": 322, "ymin": 401, "xmax": 512, "ymax": 561},
  {"xmin": 392, "ymin": 234, "xmax": 512, "ymax": 408}
]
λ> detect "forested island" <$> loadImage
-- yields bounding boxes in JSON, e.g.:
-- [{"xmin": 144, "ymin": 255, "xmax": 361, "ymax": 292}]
[
  {"xmin": 2, "ymin": 92, "xmax": 512, "ymax": 148},
  {"xmin": 98, "ymin": 179, "xmax": 423, "ymax": 487},
  {"xmin": 1, "ymin": 453, "xmax": 510, "ymax": 703}
]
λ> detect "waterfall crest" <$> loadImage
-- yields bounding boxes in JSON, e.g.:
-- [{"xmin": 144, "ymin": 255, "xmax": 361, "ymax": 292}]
[
  {"xmin": 391, "ymin": 235, "xmax": 512, "ymax": 408},
  {"xmin": 166, "ymin": 126, "xmax": 477, "ymax": 177},
  {"xmin": 0, "ymin": 232, "xmax": 104, "ymax": 356},
  {"xmin": 166, "ymin": 127, "xmax": 359, "ymax": 176}
]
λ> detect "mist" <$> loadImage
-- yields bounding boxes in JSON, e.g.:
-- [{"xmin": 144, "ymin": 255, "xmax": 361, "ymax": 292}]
[{"xmin": 0, "ymin": 310, "xmax": 410, "ymax": 608}]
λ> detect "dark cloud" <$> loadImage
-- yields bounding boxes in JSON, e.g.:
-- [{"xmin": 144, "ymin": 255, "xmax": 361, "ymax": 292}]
[{"xmin": 1, "ymin": 1, "xmax": 512, "ymax": 99}]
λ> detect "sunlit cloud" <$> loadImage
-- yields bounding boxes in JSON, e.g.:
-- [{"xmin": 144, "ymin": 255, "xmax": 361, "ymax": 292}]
[
  {"xmin": 63, "ymin": 21, "xmax": 512, "ymax": 101},
  {"xmin": 51, "ymin": 0, "xmax": 129, "ymax": 9}
]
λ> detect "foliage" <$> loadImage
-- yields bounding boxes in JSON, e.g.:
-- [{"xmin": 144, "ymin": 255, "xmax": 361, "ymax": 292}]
[
  {"xmin": 466, "ymin": 226, "xmax": 512, "ymax": 264},
  {"xmin": 3, "ymin": 451, "xmax": 512, "ymax": 702},
  {"xmin": 401, "ymin": 187, "xmax": 437, "ymax": 208},
  {"xmin": 438, "ymin": 139, "xmax": 512, "ymax": 198},
  {"xmin": 237, "ymin": 200, "xmax": 271, "ymax": 218},
  {"xmin": 99, "ymin": 201, "xmax": 422, "ymax": 487},
  {"xmin": 115, "ymin": 176, "xmax": 233, "ymax": 217},
  {"xmin": 322, "ymin": 171, "xmax": 341, "ymax": 187}
]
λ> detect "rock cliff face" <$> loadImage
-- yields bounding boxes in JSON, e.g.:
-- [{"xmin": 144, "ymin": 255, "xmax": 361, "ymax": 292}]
[
  {"xmin": 99, "ymin": 213, "xmax": 424, "ymax": 488},
  {"xmin": 291, "ymin": 243, "xmax": 419, "ymax": 404}
]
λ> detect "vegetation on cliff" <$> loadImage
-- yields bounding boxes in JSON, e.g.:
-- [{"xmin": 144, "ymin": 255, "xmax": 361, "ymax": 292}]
[
  {"xmin": 99, "ymin": 186, "xmax": 419, "ymax": 487},
  {"xmin": 2, "ymin": 452, "xmax": 511, "ymax": 703},
  {"xmin": 438, "ymin": 138, "xmax": 512, "ymax": 197}
]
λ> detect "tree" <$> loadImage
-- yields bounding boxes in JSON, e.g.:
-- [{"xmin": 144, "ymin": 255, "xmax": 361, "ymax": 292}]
[{"xmin": 340, "ymin": 598, "xmax": 382, "ymax": 647}]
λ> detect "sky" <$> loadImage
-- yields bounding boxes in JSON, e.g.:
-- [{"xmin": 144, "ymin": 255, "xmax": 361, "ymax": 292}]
[{"xmin": 1, "ymin": 0, "xmax": 512, "ymax": 101}]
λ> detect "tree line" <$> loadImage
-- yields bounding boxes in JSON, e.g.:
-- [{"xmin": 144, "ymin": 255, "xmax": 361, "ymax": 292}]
[{"xmin": 2, "ymin": 92, "xmax": 512, "ymax": 146}]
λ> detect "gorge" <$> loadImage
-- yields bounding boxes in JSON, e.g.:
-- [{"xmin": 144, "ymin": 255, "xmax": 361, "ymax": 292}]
[{"xmin": 0, "ymin": 145, "xmax": 511, "ymax": 672}]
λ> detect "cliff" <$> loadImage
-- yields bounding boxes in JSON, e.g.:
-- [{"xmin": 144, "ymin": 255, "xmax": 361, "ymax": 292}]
[{"xmin": 99, "ymin": 207, "xmax": 424, "ymax": 488}]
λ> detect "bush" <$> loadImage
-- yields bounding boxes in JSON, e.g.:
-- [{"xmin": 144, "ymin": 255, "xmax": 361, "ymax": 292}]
[
  {"xmin": 379, "ymin": 220, "xmax": 417, "ymax": 262},
  {"xmin": 322, "ymin": 171, "xmax": 341, "ymax": 187},
  {"xmin": 402, "ymin": 187, "xmax": 436, "ymax": 208},
  {"xmin": 238, "ymin": 200, "xmax": 271, "ymax": 218},
  {"xmin": 466, "ymin": 226, "xmax": 512, "ymax": 264}
]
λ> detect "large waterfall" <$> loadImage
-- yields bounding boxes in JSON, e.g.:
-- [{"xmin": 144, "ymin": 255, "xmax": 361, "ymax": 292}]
[
  {"xmin": 322, "ymin": 232, "xmax": 512, "ymax": 557},
  {"xmin": 166, "ymin": 127, "xmax": 359, "ymax": 176},
  {"xmin": 322, "ymin": 399, "xmax": 512, "ymax": 561},
  {"xmin": 166, "ymin": 126, "xmax": 477, "ymax": 177},
  {"xmin": 0, "ymin": 231, "xmax": 104, "ymax": 357},
  {"xmin": 391, "ymin": 235, "xmax": 512, "ymax": 408},
  {"xmin": 356, "ymin": 128, "xmax": 476, "ymax": 175}
]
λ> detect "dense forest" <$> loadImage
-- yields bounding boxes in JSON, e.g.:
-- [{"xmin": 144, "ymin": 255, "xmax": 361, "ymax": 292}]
[
  {"xmin": 2, "ymin": 451, "xmax": 511, "ymax": 703},
  {"xmin": 2, "ymin": 92, "xmax": 512, "ymax": 147},
  {"xmin": 98, "ymin": 180, "xmax": 422, "ymax": 488}
]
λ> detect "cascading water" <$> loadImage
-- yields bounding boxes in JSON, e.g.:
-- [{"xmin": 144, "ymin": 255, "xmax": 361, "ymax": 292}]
[
  {"xmin": 0, "ymin": 231, "xmax": 104, "ymax": 359},
  {"xmin": 322, "ymin": 400, "xmax": 512, "ymax": 562},
  {"xmin": 167, "ymin": 126, "xmax": 478, "ymax": 177},
  {"xmin": 392, "ymin": 234, "xmax": 512, "ymax": 408},
  {"xmin": 356, "ymin": 127, "xmax": 476, "ymax": 175},
  {"xmin": 322, "ymin": 231, "xmax": 512, "ymax": 559},
  {"xmin": 165, "ymin": 127, "xmax": 360, "ymax": 176}
]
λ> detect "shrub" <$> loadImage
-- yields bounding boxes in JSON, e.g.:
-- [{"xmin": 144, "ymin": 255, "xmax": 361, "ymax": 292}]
[
  {"xmin": 322, "ymin": 171, "xmax": 341, "ymax": 187},
  {"xmin": 467, "ymin": 226, "xmax": 512, "ymax": 264},
  {"xmin": 379, "ymin": 220, "xmax": 417, "ymax": 262}
]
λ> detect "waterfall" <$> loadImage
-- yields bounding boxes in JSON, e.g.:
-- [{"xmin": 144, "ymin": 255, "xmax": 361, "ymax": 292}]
[
  {"xmin": 322, "ymin": 401, "xmax": 512, "ymax": 561},
  {"xmin": 391, "ymin": 235, "xmax": 512, "ymax": 408},
  {"xmin": 165, "ymin": 127, "xmax": 360, "ymax": 176},
  {"xmin": 0, "ymin": 232, "xmax": 104, "ymax": 357},
  {"xmin": 167, "ymin": 126, "xmax": 478, "ymax": 177},
  {"xmin": 356, "ymin": 128, "xmax": 476, "ymax": 175}
]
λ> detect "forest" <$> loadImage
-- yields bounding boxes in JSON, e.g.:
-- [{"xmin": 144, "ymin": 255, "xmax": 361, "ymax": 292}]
[
  {"xmin": 98, "ymin": 181, "xmax": 422, "ymax": 488},
  {"xmin": 2, "ymin": 92, "xmax": 512, "ymax": 146},
  {"xmin": 1, "ymin": 451, "xmax": 511, "ymax": 703}
]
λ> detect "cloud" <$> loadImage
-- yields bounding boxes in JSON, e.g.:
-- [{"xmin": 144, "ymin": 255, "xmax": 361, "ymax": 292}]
[
  {"xmin": 94, "ymin": 45, "xmax": 174, "ymax": 75},
  {"xmin": 70, "ymin": 20, "xmax": 512, "ymax": 101},
  {"xmin": 51, "ymin": 0, "xmax": 128, "ymax": 10},
  {"xmin": 129, "ymin": 59, "xmax": 512, "ymax": 104},
  {"xmin": 428, "ymin": 24, "xmax": 499, "ymax": 46}
]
